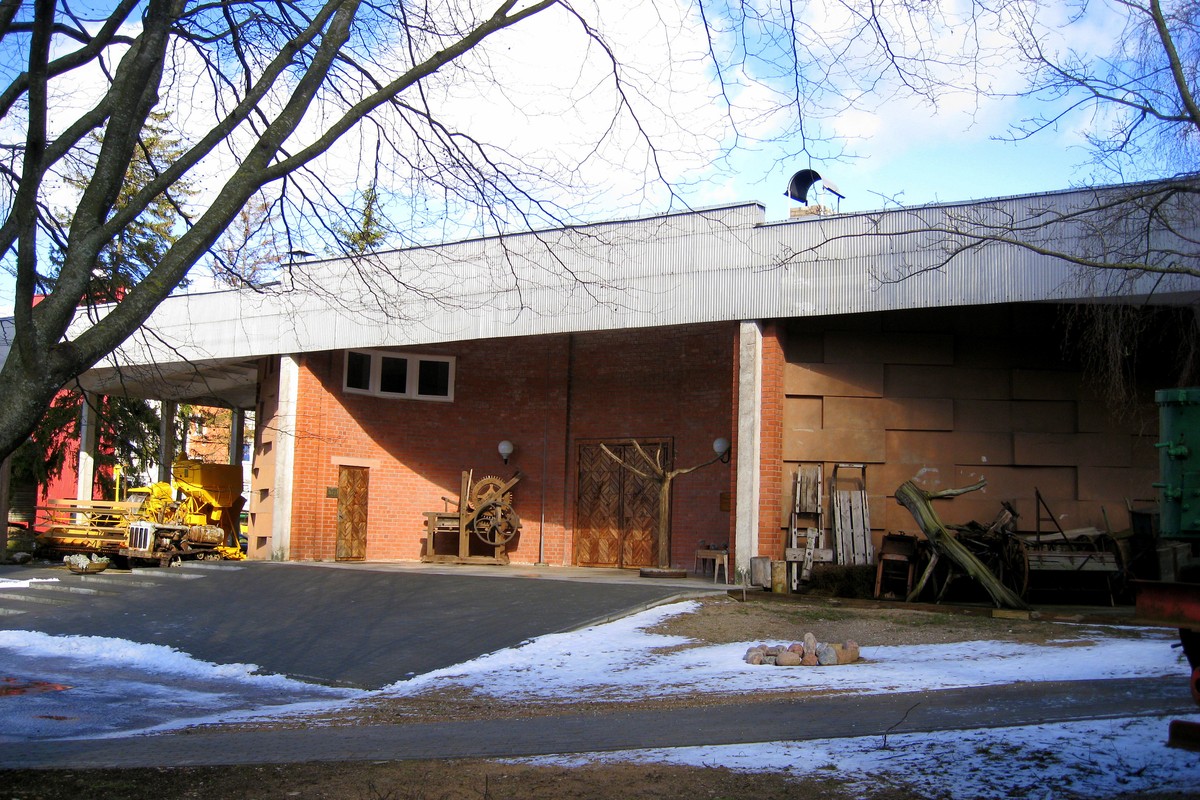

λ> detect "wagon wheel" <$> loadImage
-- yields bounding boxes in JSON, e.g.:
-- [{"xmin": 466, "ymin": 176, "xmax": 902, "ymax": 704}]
[
  {"xmin": 1093, "ymin": 532, "xmax": 1130, "ymax": 601},
  {"xmin": 1001, "ymin": 535, "xmax": 1029, "ymax": 599},
  {"xmin": 472, "ymin": 502, "xmax": 520, "ymax": 546}
]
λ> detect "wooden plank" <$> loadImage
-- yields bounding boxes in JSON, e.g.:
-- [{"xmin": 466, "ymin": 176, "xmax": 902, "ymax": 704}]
[
  {"xmin": 797, "ymin": 466, "xmax": 822, "ymax": 514},
  {"xmin": 833, "ymin": 493, "xmax": 851, "ymax": 565},
  {"xmin": 802, "ymin": 527, "xmax": 817, "ymax": 580},
  {"xmin": 849, "ymin": 487, "xmax": 871, "ymax": 565},
  {"xmin": 832, "ymin": 464, "xmax": 873, "ymax": 566},
  {"xmin": 1027, "ymin": 552, "xmax": 1119, "ymax": 572}
]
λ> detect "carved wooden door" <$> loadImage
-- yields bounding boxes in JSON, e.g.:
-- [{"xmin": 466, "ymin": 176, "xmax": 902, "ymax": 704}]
[
  {"xmin": 575, "ymin": 440, "xmax": 668, "ymax": 568},
  {"xmin": 336, "ymin": 466, "xmax": 369, "ymax": 561}
]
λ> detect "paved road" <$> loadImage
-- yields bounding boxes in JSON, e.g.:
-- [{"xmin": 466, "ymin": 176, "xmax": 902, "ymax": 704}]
[
  {"xmin": 1, "ymin": 560, "xmax": 1194, "ymax": 770},
  {"xmin": 0, "ymin": 677, "xmax": 1191, "ymax": 769},
  {"xmin": 0, "ymin": 561, "xmax": 718, "ymax": 688}
]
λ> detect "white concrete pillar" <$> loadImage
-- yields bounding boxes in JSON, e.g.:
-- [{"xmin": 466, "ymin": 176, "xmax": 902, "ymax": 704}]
[
  {"xmin": 271, "ymin": 355, "xmax": 299, "ymax": 560},
  {"xmin": 76, "ymin": 394, "xmax": 98, "ymax": 500},
  {"xmin": 158, "ymin": 401, "xmax": 178, "ymax": 484},
  {"xmin": 735, "ymin": 321, "xmax": 763, "ymax": 580}
]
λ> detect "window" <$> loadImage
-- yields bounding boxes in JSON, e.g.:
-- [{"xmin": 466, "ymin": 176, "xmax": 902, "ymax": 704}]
[
  {"xmin": 343, "ymin": 350, "xmax": 455, "ymax": 401},
  {"xmin": 379, "ymin": 356, "xmax": 408, "ymax": 394},
  {"xmin": 346, "ymin": 351, "xmax": 371, "ymax": 391}
]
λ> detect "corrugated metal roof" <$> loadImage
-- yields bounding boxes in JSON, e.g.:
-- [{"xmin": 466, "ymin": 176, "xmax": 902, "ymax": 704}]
[{"xmin": 80, "ymin": 186, "xmax": 1200, "ymax": 378}]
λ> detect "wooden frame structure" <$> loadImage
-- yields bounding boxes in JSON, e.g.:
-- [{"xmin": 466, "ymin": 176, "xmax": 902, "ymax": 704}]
[{"xmin": 421, "ymin": 471, "xmax": 520, "ymax": 566}]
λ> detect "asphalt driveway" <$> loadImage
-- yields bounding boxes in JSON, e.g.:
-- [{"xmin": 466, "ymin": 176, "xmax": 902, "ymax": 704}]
[{"xmin": 0, "ymin": 561, "xmax": 715, "ymax": 689}]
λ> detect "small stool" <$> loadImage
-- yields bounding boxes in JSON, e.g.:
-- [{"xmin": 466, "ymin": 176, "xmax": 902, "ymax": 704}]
[{"xmin": 694, "ymin": 548, "xmax": 730, "ymax": 584}]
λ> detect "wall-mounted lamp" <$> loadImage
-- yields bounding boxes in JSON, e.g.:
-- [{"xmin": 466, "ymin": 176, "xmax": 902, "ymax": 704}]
[
  {"xmin": 498, "ymin": 440, "xmax": 515, "ymax": 464},
  {"xmin": 713, "ymin": 437, "xmax": 731, "ymax": 464}
]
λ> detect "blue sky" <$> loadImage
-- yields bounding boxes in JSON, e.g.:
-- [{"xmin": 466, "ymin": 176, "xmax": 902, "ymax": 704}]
[{"xmin": 0, "ymin": 0, "xmax": 1152, "ymax": 317}]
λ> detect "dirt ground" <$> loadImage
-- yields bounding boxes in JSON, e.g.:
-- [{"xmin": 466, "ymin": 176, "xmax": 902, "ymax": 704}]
[{"xmin": 0, "ymin": 595, "xmax": 1185, "ymax": 800}]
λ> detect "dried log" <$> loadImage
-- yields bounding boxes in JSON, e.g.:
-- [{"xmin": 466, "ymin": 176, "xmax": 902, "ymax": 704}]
[{"xmin": 894, "ymin": 479, "xmax": 1029, "ymax": 610}]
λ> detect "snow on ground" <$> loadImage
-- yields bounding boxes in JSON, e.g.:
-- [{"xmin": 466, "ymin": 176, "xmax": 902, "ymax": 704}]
[
  {"xmin": 519, "ymin": 714, "xmax": 1200, "ymax": 798},
  {"xmin": 0, "ymin": 630, "xmax": 361, "ymax": 741},
  {"xmin": 378, "ymin": 600, "xmax": 1186, "ymax": 702},
  {"xmin": 0, "ymin": 576, "xmax": 59, "ymax": 589},
  {"xmin": 1, "ymin": 599, "xmax": 1198, "ymax": 795}
]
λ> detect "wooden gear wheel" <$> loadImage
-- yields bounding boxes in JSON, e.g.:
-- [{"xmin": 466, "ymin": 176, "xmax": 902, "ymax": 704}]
[
  {"xmin": 472, "ymin": 501, "xmax": 521, "ymax": 546},
  {"xmin": 468, "ymin": 476, "xmax": 513, "ymax": 509}
]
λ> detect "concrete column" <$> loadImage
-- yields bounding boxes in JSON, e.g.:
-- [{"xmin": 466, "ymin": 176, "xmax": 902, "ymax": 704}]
[
  {"xmin": 735, "ymin": 321, "xmax": 763, "ymax": 580},
  {"xmin": 271, "ymin": 355, "xmax": 299, "ymax": 560},
  {"xmin": 158, "ymin": 401, "xmax": 177, "ymax": 483},
  {"xmin": 228, "ymin": 408, "xmax": 245, "ymax": 465},
  {"xmin": 76, "ymin": 394, "xmax": 98, "ymax": 500}
]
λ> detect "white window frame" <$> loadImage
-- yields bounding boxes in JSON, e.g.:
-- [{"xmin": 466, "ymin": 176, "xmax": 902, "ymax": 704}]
[{"xmin": 342, "ymin": 349, "xmax": 455, "ymax": 402}]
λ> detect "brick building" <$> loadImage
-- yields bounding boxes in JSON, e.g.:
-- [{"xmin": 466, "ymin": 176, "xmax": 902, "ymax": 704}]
[{"xmin": 70, "ymin": 186, "xmax": 1200, "ymax": 576}]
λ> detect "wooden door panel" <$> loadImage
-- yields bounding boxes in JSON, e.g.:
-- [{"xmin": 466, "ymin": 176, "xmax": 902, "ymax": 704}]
[
  {"xmin": 622, "ymin": 465, "xmax": 658, "ymax": 568},
  {"xmin": 575, "ymin": 440, "xmax": 669, "ymax": 569},
  {"xmin": 576, "ymin": 445, "xmax": 622, "ymax": 566},
  {"xmin": 336, "ymin": 466, "xmax": 368, "ymax": 561}
]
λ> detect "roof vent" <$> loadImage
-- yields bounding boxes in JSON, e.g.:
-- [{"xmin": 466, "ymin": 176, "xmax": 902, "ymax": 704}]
[{"xmin": 785, "ymin": 169, "xmax": 845, "ymax": 213}]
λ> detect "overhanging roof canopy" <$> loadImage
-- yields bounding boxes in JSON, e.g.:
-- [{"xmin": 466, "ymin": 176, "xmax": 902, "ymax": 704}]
[{"xmin": 75, "ymin": 183, "xmax": 1200, "ymax": 406}]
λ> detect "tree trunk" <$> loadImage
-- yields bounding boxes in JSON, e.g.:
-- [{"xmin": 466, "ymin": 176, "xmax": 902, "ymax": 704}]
[
  {"xmin": 657, "ymin": 476, "xmax": 673, "ymax": 569},
  {"xmin": 894, "ymin": 479, "xmax": 1029, "ymax": 610}
]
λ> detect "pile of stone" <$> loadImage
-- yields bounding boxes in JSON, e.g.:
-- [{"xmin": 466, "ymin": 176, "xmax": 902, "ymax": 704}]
[{"xmin": 744, "ymin": 632, "xmax": 860, "ymax": 666}]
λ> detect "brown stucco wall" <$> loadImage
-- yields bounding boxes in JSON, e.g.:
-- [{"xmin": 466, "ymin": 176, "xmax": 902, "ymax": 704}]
[{"xmin": 778, "ymin": 305, "xmax": 1163, "ymax": 552}]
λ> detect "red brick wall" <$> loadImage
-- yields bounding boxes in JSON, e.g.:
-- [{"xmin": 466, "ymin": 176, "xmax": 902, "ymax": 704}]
[
  {"xmin": 757, "ymin": 322, "xmax": 786, "ymax": 559},
  {"xmin": 283, "ymin": 323, "xmax": 735, "ymax": 566},
  {"xmin": 566, "ymin": 324, "xmax": 735, "ymax": 564}
]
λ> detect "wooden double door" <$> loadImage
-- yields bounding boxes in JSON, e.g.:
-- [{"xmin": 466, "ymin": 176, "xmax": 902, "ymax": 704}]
[{"xmin": 575, "ymin": 439, "xmax": 670, "ymax": 569}]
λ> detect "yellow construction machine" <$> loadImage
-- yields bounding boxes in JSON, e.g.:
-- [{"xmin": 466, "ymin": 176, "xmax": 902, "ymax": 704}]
[{"xmin": 36, "ymin": 460, "xmax": 246, "ymax": 566}]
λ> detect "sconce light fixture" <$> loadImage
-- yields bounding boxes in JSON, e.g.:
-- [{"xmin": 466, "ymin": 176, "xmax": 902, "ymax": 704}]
[
  {"xmin": 498, "ymin": 440, "xmax": 515, "ymax": 464},
  {"xmin": 713, "ymin": 437, "xmax": 731, "ymax": 464}
]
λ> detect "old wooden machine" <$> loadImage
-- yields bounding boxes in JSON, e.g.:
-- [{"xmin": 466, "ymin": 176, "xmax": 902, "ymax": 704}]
[{"xmin": 422, "ymin": 471, "xmax": 522, "ymax": 565}]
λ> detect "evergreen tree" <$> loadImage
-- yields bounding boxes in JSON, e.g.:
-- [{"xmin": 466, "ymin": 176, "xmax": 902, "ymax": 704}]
[
  {"xmin": 57, "ymin": 112, "xmax": 193, "ymax": 301},
  {"xmin": 10, "ymin": 392, "xmax": 161, "ymax": 499},
  {"xmin": 13, "ymin": 113, "xmax": 196, "ymax": 499},
  {"xmin": 334, "ymin": 182, "xmax": 389, "ymax": 255}
]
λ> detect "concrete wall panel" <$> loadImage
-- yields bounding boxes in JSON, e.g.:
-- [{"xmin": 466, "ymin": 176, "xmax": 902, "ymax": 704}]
[
  {"xmin": 782, "ymin": 428, "xmax": 886, "ymax": 463},
  {"xmin": 784, "ymin": 362, "xmax": 883, "ymax": 397},
  {"xmin": 1014, "ymin": 432, "xmax": 1132, "ymax": 467},
  {"xmin": 824, "ymin": 331, "xmax": 954, "ymax": 365},
  {"xmin": 827, "ymin": 396, "xmax": 953, "ymax": 431},
  {"xmin": 885, "ymin": 364, "xmax": 1011, "ymax": 400},
  {"xmin": 886, "ymin": 431, "xmax": 1013, "ymax": 466}
]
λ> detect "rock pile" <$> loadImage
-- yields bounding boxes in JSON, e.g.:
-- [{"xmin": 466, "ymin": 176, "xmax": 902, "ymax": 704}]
[{"xmin": 744, "ymin": 632, "xmax": 860, "ymax": 666}]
